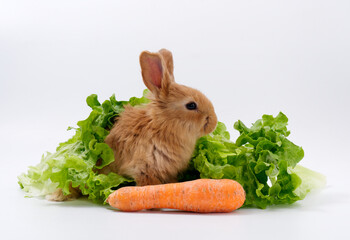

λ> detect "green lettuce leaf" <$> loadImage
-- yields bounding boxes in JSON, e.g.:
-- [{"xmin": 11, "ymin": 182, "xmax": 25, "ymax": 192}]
[
  {"xmin": 181, "ymin": 112, "xmax": 325, "ymax": 208},
  {"xmin": 291, "ymin": 165, "xmax": 327, "ymax": 199}
]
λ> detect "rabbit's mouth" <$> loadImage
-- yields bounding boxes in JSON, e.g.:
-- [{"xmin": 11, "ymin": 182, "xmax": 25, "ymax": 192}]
[
  {"xmin": 202, "ymin": 114, "xmax": 217, "ymax": 135},
  {"xmin": 203, "ymin": 116, "xmax": 210, "ymax": 131}
]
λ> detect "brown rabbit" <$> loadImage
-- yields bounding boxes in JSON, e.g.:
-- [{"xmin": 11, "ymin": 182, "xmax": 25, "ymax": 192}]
[
  {"xmin": 46, "ymin": 49, "xmax": 217, "ymax": 201},
  {"xmin": 101, "ymin": 49, "xmax": 217, "ymax": 186}
]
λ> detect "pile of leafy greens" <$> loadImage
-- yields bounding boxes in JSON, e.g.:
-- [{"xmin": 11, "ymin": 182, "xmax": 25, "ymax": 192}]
[
  {"xmin": 18, "ymin": 91, "xmax": 325, "ymax": 208},
  {"xmin": 18, "ymin": 91, "xmax": 149, "ymax": 203},
  {"xmin": 180, "ymin": 114, "xmax": 325, "ymax": 208}
]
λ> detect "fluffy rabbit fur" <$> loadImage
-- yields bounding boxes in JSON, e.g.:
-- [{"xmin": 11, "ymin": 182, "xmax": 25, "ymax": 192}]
[
  {"xmin": 102, "ymin": 49, "xmax": 217, "ymax": 185},
  {"xmin": 47, "ymin": 49, "xmax": 217, "ymax": 200}
]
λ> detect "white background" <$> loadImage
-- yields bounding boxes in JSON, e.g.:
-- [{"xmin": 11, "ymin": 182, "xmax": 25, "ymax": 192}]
[{"xmin": 1, "ymin": 1, "xmax": 349, "ymax": 239}]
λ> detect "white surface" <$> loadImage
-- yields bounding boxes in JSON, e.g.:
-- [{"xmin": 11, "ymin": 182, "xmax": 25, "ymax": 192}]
[{"xmin": 1, "ymin": 1, "xmax": 350, "ymax": 239}]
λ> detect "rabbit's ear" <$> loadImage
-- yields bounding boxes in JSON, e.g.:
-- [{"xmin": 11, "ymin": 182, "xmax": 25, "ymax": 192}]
[
  {"xmin": 159, "ymin": 49, "xmax": 174, "ymax": 76},
  {"xmin": 140, "ymin": 51, "xmax": 173, "ymax": 96}
]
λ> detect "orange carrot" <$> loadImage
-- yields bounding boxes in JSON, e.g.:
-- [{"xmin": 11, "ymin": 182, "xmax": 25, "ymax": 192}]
[{"xmin": 106, "ymin": 179, "xmax": 245, "ymax": 213}]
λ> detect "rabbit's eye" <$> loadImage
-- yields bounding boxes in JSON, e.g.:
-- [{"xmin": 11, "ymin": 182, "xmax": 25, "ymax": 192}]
[{"xmin": 186, "ymin": 102, "xmax": 197, "ymax": 110}]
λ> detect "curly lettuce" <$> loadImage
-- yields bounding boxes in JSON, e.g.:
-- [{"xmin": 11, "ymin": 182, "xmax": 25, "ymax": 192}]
[
  {"xmin": 182, "ymin": 112, "xmax": 326, "ymax": 208},
  {"xmin": 18, "ymin": 92, "xmax": 325, "ymax": 207},
  {"xmin": 18, "ymin": 91, "xmax": 149, "ymax": 203}
]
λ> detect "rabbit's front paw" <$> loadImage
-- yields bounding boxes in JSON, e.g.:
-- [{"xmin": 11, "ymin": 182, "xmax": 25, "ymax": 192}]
[
  {"xmin": 46, "ymin": 187, "xmax": 80, "ymax": 201},
  {"xmin": 46, "ymin": 188, "xmax": 70, "ymax": 201}
]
